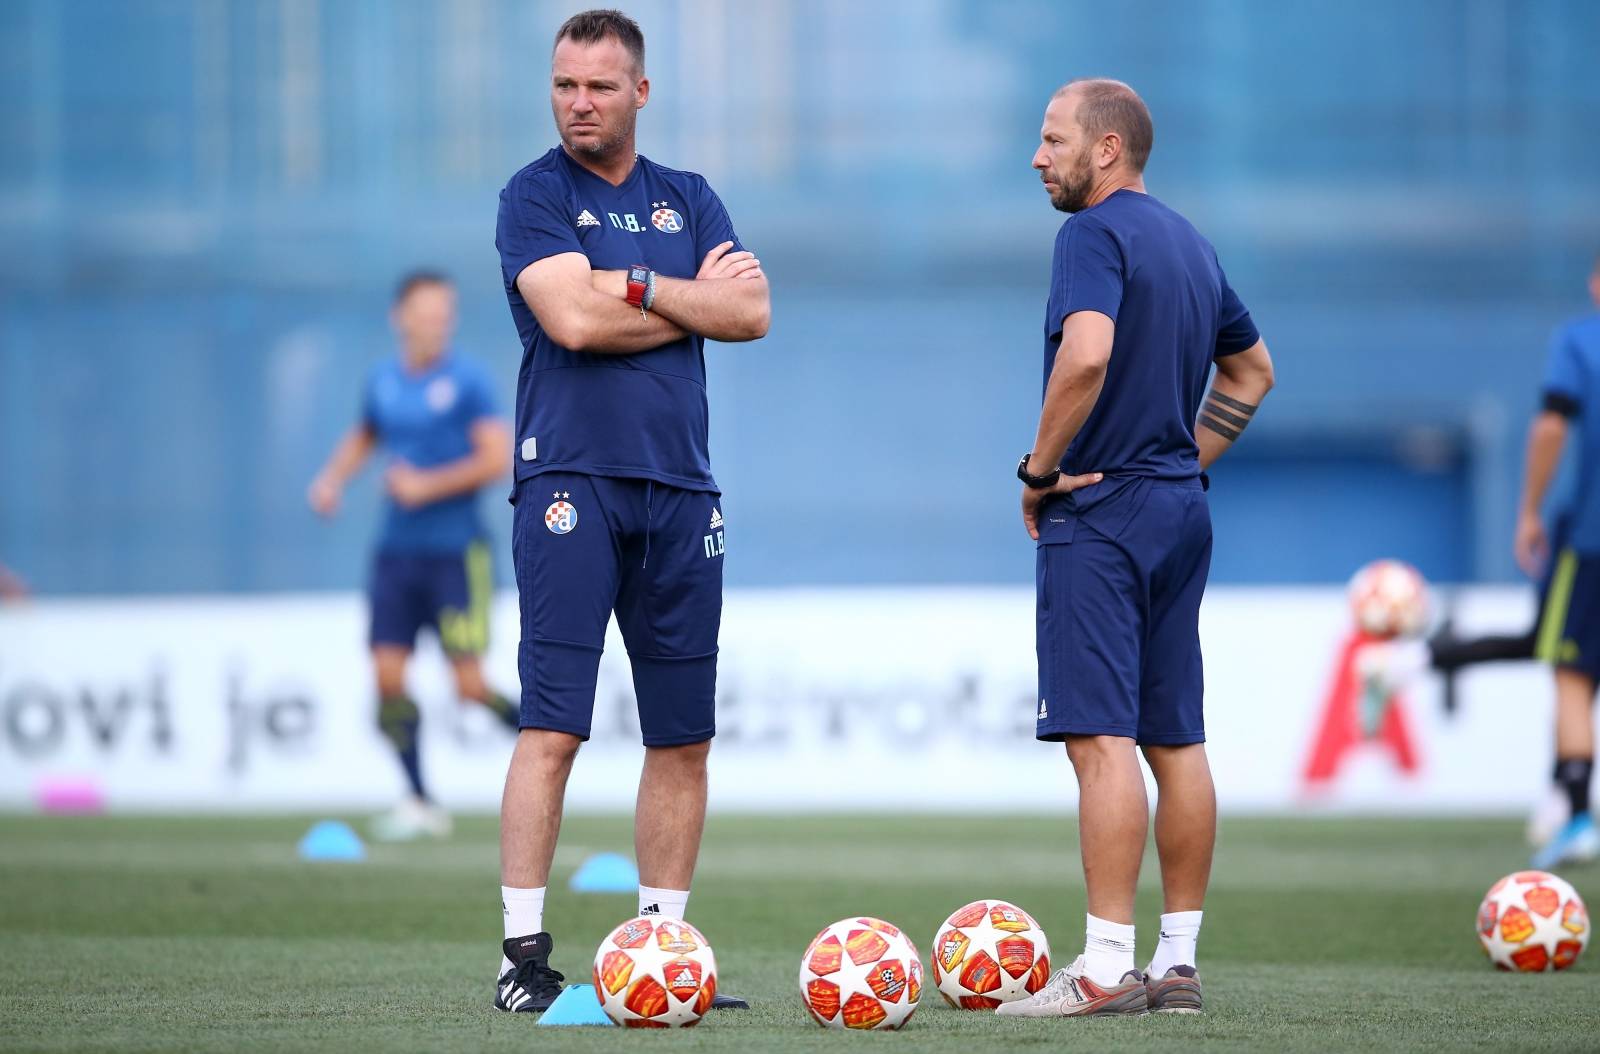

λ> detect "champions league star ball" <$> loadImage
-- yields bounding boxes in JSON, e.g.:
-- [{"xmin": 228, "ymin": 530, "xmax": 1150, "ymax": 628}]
[
  {"xmin": 931, "ymin": 899, "xmax": 1052, "ymax": 1009},
  {"xmin": 799, "ymin": 917, "xmax": 922, "ymax": 1030},
  {"xmin": 1348, "ymin": 559, "xmax": 1429, "ymax": 639},
  {"xmin": 592, "ymin": 917, "xmax": 718, "ymax": 1027},
  {"xmin": 1477, "ymin": 870, "xmax": 1590, "ymax": 972}
]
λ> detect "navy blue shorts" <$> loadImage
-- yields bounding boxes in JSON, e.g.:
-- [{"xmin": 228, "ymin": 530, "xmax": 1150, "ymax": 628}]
[
  {"xmin": 1536, "ymin": 548, "xmax": 1600, "ymax": 679},
  {"xmin": 369, "ymin": 540, "xmax": 493, "ymax": 656},
  {"xmin": 511, "ymin": 474, "xmax": 723, "ymax": 747},
  {"xmin": 1035, "ymin": 477, "xmax": 1212, "ymax": 745}
]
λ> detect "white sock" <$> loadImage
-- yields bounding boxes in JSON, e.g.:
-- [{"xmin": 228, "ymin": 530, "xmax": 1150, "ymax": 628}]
[
  {"xmin": 500, "ymin": 886, "xmax": 545, "ymax": 974},
  {"xmin": 638, "ymin": 885, "xmax": 690, "ymax": 919},
  {"xmin": 1082, "ymin": 913, "xmax": 1136, "ymax": 987},
  {"xmin": 1147, "ymin": 910, "xmax": 1202, "ymax": 977}
]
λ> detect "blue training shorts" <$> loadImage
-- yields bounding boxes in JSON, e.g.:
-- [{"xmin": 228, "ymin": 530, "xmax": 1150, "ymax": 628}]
[
  {"xmin": 511, "ymin": 474, "xmax": 724, "ymax": 747},
  {"xmin": 1034, "ymin": 477, "xmax": 1212, "ymax": 745},
  {"xmin": 1536, "ymin": 547, "xmax": 1600, "ymax": 680},
  {"xmin": 369, "ymin": 540, "xmax": 493, "ymax": 656}
]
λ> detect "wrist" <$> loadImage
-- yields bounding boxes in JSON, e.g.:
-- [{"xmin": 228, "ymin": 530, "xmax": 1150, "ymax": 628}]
[
  {"xmin": 625, "ymin": 265, "xmax": 654, "ymax": 313},
  {"xmin": 1017, "ymin": 453, "xmax": 1061, "ymax": 490}
]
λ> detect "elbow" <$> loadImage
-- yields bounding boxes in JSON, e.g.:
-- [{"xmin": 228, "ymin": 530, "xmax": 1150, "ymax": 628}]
[
  {"xmin": 541, "ymin": 312, "xmax": 592, "ymax": 353},
  {"xmin": 729, "ymin": 293, "xmax": 771, "ymax": 342},
  {"xmin": 1061, "ymin": 349, "xmax": 1110, "ymax": 384},
  {"xmin": 745, "ymin": 302, "xmax": 772, "ymax": 341}
]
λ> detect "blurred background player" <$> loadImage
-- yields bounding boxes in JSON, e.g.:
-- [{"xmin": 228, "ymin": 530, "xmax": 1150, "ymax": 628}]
[
  {"xmin": 1002, "ymin": 79, "xmax": 1273, "ymax": 1020},
  {"xmin": 490, "ymin": 9, "xmax": 768, "ymax": 1014},
  {"xmin": 308, "ymin": 270, "xmax": 516, "ymax": 841},
  {"xmin": 1516, "ymin": 254, "xmax": 1600, "ymax": 870}
]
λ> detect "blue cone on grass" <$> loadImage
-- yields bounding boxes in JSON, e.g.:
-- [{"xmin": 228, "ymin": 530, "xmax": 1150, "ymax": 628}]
[
  {"xmin": 297, "ymin": 820, "xmax": 367, "ymax": 861},
  {"xmin": 569, "ymin": 852, "xmax": 639, "ymax": 893},
  {"xmin": 538, "ymin": 984, "xmax": 615, "ymax": 1027}
]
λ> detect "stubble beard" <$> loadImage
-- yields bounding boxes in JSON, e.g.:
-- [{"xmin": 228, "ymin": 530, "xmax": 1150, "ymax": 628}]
[
  {"xmin": 564, "ymin": 112, "xmax": 635, "ymax": 163},
  {"xmin": 1049, "ymin": 149, "xmax": 1096, "ymax": 213}
]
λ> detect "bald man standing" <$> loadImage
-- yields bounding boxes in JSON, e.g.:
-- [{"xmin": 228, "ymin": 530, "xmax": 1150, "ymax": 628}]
[{"xmin": 999, "ymin": 79, "xmax": 1276, "ymax": 1019}]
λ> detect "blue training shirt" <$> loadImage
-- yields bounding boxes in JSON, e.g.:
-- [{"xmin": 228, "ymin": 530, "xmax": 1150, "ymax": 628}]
[
  {"xmin": 362, "ymin": 352, "xmax": 498, "ymax": 553},
  {"xmin": 1044, "ymin": 189, "xmax": 1259, "ymax": 483},
  {"xmin": 1541, "ymin": 312, "xmax": 1600, "ymax": 552},
  {"xmin": 495, "ymin": 147, "xmax": 743, "ymax": 493}
]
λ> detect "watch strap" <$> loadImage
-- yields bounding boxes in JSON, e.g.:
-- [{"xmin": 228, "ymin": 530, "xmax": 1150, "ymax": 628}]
[{"xmin": 1017, "ymin": 454, "xmax": 1062, "ymax": 490}]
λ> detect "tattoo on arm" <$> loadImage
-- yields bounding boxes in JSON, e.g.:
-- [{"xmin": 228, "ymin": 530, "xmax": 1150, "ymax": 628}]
[{"xmin": 1199, "ymin": 390, "xmax": 1259, "ymax": 442}]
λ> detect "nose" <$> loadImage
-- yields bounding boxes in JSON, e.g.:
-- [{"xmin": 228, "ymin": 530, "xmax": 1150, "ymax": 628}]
[{"xmin": 1031, "ymin": 147, "xmax": 1048, "ymax": 170}]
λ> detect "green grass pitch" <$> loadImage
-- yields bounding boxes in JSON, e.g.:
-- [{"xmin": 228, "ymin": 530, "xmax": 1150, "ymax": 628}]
[{"xmin": 4, "ymin": 813, "xmax": 1599, "ymax": 1051}]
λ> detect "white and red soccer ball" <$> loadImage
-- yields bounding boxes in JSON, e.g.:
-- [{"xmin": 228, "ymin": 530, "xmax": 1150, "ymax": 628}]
[
  {"xmin": 592, "ymin": 917, "xmax": 717, "ymax": 1027},
  {"xmin": 1476, "ymin": 870, "xmax": 1590, "ymax": 972},
  {"xmin": 931, "ymin": 899, "xmax": 1051, "ymax": 1009},
  {"xmin": 798, "ymin": 917, "xmax": 922, "ymax": 1030},
  {"xmin": 1348, "ymin": 559, "xmax": 1429, "ymax": 639}
]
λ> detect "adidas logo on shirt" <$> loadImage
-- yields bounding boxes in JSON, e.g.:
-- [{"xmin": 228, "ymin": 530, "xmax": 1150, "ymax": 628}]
[
  {"xmin": 709, "ymin": 508, "xmax": 724, "ymax": 530},
  {"xmin": 1038, "ymin": 699, "xmax": 1049, "ymax": 719},
  {"xmin": 576, "ymin": 209, "xmax": 600, "ymax": 228}
]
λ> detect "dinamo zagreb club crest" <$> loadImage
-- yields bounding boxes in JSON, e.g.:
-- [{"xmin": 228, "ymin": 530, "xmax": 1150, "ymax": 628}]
[
  {"xmin": 651, "ymin": 207, "xmax": 684, "ymax": 233},
  {"xmin": 544, "ymin": 500, "xmax": 577, "ymax": 535}
]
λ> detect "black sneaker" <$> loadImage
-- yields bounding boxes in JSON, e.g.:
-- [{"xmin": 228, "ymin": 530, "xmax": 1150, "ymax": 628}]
[
  {"xmin": 710, "ymin": 992, "xmax": 749, "ymax": 1009},
  {"xmin": 494, "ymin": 933, "xmax": 565, "ymax": 1012}
]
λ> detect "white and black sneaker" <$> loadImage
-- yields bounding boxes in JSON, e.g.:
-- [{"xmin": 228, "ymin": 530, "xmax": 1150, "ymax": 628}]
[{"xmin": 494, "ymin": 933, "xmax": 565, "ymax": 1013}]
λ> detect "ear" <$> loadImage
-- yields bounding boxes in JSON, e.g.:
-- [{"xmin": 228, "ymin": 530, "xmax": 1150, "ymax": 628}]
[
  {"xmin": 1097, "ymin": 131, "xmax": 1123, "ymax": 171},
  {"xmin": 635, "ymin": 76, "xmax": 650, "ymax": 109}
]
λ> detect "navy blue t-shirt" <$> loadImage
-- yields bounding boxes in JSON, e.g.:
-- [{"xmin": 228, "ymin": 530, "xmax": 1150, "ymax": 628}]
[
  {"xmin": 1044, "ymin": 189, "xmax": 1258, "ymax": 483},
  {"xmin": 495, "ymin": 147, "xmax": 743, "ymax": 493},
  {"xmin": 362, "ymin": 352, "xmax": 497, "ymax": 553}
]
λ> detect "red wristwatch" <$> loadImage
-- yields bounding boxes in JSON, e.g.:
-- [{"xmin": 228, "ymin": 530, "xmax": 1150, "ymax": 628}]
[{"xmin": 625, "ymin": 264, "xmax": 651, "ymax": 313}]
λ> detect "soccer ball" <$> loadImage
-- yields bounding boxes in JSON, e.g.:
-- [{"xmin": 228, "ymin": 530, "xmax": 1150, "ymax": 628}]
[
  {"xmin": 1476, "ymin": 870, "xmax": 1590, "ymax": 972},
  {"xmin": 592, "ymin": 917, "xmax": 718, "ymax": 1027},
  {"xmin": 1348, "ymin": 559, "xmax": 1429, "ymax": 638},
  {"xmin": 799, "ymin": 917, "xmax": 922, "ymax": 1030},
  {"xmin": 931, "ymin": 899, "xmax": 1052, "ymax": 1009}
]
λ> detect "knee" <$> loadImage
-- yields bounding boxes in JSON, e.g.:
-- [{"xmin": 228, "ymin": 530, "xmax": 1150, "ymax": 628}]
[
  {"xmin": 373, "ymin": 652, "xmax": 408, "ymax": 698},
  {"xmin": 1065, "ymin": 734, "xmax": 1134, "ymax": 775},
  {"xmin": 451, "ymin": 663, "xmax": 486, "ymax": 702},
  {"xmin": 519, "ymin": 728, "xmax": 583, "ymax": 769},
  {"xmin": 647, "ymin": 739, "xmax": 711, "ymax": 773}
]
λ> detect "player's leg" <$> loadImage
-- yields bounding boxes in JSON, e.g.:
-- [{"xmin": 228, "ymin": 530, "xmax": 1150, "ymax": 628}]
[
  {"xmin": 999, "ymin": 527, "xmax": 1148, "ymax": 1018},
  {"xmin": 437, "ymin": 541, "xmax": 520, "ymax": 730},
  {"xmin": 495, "ymin": 475, "xmax": 619, "ymax": 1012},
  {"xmin": 635, "ymin": 739, "xmax": 710, "ymax": 899},
  {"xmin": 367, "ymin": 552, "xmax": 449, "ymax": 840},
  {"xmin": 1533, "ymin": 666, "xmax": 1598, "ymax": 868},
  {"xmin": 1135, "ymin": 483, "xmax": 1213, "ymax": 1012},
  {"xmin": 613, "ymin": 484, "xmax": 746, "ymax": 1008},
  {"xmin": 1532, "ymin": 550, "xmax": 1600, "ymax": 868},
  {"xmin": 1064, "ymin": 732, "xmax": 1148, "ymax": 949}
]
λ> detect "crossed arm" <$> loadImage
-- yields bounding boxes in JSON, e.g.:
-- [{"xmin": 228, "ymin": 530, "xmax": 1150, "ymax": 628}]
[{"xmin": 516, "ymin": 241, "xmax": 770, "ymax": 354}]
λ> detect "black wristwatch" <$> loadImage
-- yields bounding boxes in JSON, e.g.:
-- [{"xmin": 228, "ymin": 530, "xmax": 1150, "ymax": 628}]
[{"xmin": 1017, "ymin": 454, "xmax": 1061, "ymax": 490}]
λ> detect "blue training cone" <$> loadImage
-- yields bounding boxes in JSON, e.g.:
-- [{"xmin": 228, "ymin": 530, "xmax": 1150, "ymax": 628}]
[
  {"xmin": 537, "ymin": 984, "xmax": 614, "ymax": 1027},
  {"xmin": 569, "ymin": 852, "xmax": 639, "ymax": 893},
  {"xmin": 297, "ymin": 820, "xmax": 366, "ymax": 861}
]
